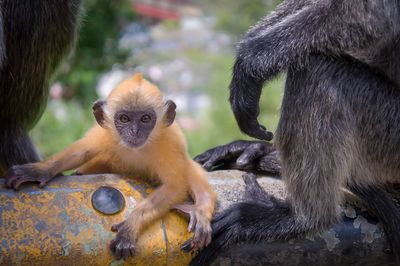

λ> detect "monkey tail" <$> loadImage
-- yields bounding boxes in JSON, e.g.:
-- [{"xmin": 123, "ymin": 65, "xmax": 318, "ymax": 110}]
[
  {"xmin": 229, "ymin": 56, "xmax": 275, "ymax": 141},
  {"xmin": 350, "ymin": 185, "xmax": 400, "ymax": 260},
  {"xmin": 0, "ymin": 128, "xmax": 40, "ymax": 173}
]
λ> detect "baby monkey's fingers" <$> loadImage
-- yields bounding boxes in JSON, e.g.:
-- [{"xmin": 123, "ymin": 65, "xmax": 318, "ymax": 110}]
[
  {"xmin": 191, "ymin": 214, "xmax": 212, "ymax": 249},
  {"xmin": 175, "ymin": 204, "xmax": 212, "ymax": 252},
  {"xmin": 4, "ymin": 165, "xmax": 54, "ymax": 190},
  {"xmin": 110, "ymin": 220, "xmax": 136, "ymax": 260},
  {"xmin": 175, "ymin": 204, "xmax": 196, "ymax": 232},
  {"xmin": 111, "ymin": 221, "xmax": 125, "ymax": 232},
  {"xmin": 110, "ymin": 235, "xmax": 136, "ymax": 260},
  {"xmin": 180, "ymin": 221, "xmax": 211, "ymax": 253}
]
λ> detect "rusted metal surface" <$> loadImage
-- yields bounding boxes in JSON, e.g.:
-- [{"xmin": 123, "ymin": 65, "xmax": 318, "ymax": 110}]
[
  {"xmin": 0, "ymin": 174, "xmax": 193, "ymax": 265},
  {"xmin": 0, "ymin": 170, "xmax": 397, "ymax": 265}
]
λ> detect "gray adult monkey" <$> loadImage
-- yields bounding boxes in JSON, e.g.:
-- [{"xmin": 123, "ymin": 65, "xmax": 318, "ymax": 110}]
[{"xmin": 188, "ymin": 0, "xmax": 400, "ymax": 264}]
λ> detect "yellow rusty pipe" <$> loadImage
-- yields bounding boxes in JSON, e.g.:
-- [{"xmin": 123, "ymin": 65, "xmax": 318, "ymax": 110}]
[
  {"xmin": 1, "ymin": 170, "xmax": 394, "ymax": 265},
  {"xmin": 0, "ymin": 174, "xmax": 194, "ymax": 265}
]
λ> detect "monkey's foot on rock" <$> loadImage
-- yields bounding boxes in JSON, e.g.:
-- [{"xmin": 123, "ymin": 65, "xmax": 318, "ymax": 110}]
[
  {"xmin": 185, "ymin": 203, "xmax": 251, "ymax": 265},
  {"xmin": 4, "ymin": 165, "xmax": 55, "ymax": 190},
  {"xmin": 175, "ymin": 204, "xmax": 212, "ymax": 251},
  {"xmin": 195, "ymin": 140, "xmax": 281, "ymax": 175},
  {"xmin": 190, "ymin": 199, "xmax": 295, "ymax": 266},
  {"xmin": 110, "ymin": 221, "xmax": 137, "ymax": 260},
  {"xmin": 180, "ymin": 173, "xmax": 271, "ymax": 252},
  {"xmin": 188, "ymin": 174, "xmax": 296, "ymax": 266}
]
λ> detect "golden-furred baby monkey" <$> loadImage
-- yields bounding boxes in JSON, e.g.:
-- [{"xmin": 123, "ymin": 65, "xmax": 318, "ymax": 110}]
[{"xmin": 4, "ymin": 74, "xmax": 216, "ymax": 259}]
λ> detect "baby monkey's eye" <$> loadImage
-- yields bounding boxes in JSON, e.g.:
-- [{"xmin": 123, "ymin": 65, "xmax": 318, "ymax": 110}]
[
  {"xmin": 119, "ymin": 114, "xmax": 130, "ymax": 123},
  {"xmin": 141, "ymin": 114, "xmax": 151, "ymax": 123}
]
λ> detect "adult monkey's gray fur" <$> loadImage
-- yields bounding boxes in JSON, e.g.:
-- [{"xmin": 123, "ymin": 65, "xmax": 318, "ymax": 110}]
[
  {"xmin": 0, "ymin": 1, "xmax": 82, "ymax": 174},
  {"xmin": 189, "ymin": 0, "xmax": 400, "ymax": 264}
]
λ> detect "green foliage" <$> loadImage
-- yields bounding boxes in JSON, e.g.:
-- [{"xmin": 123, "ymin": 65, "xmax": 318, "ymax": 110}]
[
  {"xmin": 32, "ymin": 0, "xmax": 285, "ymax": 158},
  {"xmin": 201, "ymin": 0, "xmax": 281, "ymax": 36},
  {"xmin": 184, "ymin": 50, "xmax": 283, "ymax": 156},
  {"xmin": 32, "ymin": 0, "xmax": 137, "ymax": 157},
  {"xmin": 31, "ymin": 101, "xmax": 94, "ymax": 157},
  {"xmin": 33, "ymin": 50, "xmax": 284, "ymax": 158},
  {"xmin": 57, "ymin": 0, "xmax": 135, "ymax": 105}
]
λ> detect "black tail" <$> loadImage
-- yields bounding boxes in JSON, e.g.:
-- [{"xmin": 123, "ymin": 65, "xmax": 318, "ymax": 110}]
[
  {"xmin": 350, "ymin": 185, "xmax": 400, "ymax": 259},
  {"xmin": 0, "ymin": 128, "xmax": 40, "ymax": 173}
]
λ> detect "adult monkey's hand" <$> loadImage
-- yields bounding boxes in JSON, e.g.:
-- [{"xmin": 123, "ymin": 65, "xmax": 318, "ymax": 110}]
[{"xmin": 194, "ymin": 140, "xmax": 280, "ymax": 175}]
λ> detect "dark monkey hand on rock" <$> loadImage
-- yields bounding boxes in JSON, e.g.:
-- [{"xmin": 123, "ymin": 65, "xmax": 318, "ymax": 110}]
[
  {"xmin": 0, "ymin": 1, "xmax": 83, "ymax": 174},
  {"xmin": 194, "ymin": 140, "xmax": 280, "ymax": 175},
  {"xmin": 192, "ymin": 0, "xmax": 400, "ymax": 265}
]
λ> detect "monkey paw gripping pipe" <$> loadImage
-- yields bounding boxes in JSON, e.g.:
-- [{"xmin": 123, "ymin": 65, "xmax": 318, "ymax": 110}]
[{"xmin": 0, "ymin": 171, "xmax": 396, "ymax": 265}]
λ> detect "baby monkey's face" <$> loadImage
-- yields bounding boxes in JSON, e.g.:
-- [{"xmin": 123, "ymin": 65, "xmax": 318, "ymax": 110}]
[{"xmin": 114, "ymin": 108, "xmax": 157, "ymax": 148}]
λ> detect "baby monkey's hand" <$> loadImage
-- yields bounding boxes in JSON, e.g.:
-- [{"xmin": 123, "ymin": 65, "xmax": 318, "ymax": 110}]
[
  {"xmin": 175, "ymin": 204, "xmax": 212, "ymax": 252},
  {"xmin": 4, "ymin": 164, "xmax": 56, "ymax": 190},
  {"xmin": 110, "ymin": 221, "xmax": 136, "ymax": 260}
]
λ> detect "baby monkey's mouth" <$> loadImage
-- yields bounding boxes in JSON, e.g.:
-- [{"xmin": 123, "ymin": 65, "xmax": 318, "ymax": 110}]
[{"xmin": 123, "ymin": 137, "xmax": 148, "ymax": 148}]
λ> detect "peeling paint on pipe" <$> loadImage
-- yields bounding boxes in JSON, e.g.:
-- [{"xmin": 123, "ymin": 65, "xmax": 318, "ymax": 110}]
[{"xmin": 0, "ymin": 174, "xmax": 193, "ymax": 265}]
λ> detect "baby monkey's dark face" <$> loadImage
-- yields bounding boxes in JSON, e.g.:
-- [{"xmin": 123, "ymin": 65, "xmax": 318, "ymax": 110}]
[{"xmin": 114, "ymin": 108, "xmax": 157, "ymax": 148}]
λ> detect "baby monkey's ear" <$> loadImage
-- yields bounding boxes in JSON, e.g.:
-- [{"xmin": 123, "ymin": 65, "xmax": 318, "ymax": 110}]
[
  {"xmin": 92, "ymin": 100, "xmax": 107, "ymax": 128},
  {"xmin": 164, "ymin": 100, "xmax": 176, "ymax": 127}
]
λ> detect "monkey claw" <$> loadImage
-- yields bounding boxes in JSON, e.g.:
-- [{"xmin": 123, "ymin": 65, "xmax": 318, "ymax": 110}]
[{"xmin": 0, "ymin": 171, "xmax": 397, "ymax": 265}]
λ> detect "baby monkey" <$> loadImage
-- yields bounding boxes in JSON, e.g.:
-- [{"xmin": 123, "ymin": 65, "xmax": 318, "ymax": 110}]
[{"xmin": 4, "ymin": 74, "xmax": 216, "ymax": 259}]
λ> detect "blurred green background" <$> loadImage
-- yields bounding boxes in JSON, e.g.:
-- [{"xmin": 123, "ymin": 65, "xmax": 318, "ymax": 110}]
[{"xmin": 31, "ymin": 0, "xmax": 284, "ymax": 157}]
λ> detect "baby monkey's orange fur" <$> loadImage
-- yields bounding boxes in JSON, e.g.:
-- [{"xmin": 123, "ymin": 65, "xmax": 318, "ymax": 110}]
[{"xmin": 4, "ymin": 74, "xmax": 216, "ymax": 259}]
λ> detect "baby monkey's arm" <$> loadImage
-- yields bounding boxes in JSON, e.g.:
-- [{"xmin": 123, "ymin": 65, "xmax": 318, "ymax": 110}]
[
  {"xmin": 177, "ymin": 160, "xmax": 217, "ymax": 251},
  {"xmin": 4, "ymin": 129, "xmax": 100, "ymax": 189},
  {"xmin": 110, "ymin": 162, "xmax": 189, "ymax": 260}
]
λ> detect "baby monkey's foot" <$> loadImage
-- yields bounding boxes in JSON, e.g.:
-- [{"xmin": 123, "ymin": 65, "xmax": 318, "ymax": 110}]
[
  {"xmin": 4, "ymin": 164, "xmax": 55, "ymax": 190},
  {"xmin": 175, "ymin": 204, "xmax": 212, "ymax": 252},
  {"xmin": 110, "ymin": 221, "xmax": 136, "ymax": 260}
]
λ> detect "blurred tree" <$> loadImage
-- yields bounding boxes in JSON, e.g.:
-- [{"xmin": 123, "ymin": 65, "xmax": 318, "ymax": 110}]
[
  {"xmin": 33, "ymin": 0, "xmax": 286, "ymax": 157},
  {"xmin": 56, "ymin": 0, "xmax": 136, "ymax": 105},
  {"xmin": 201, "ymin": 0, "xmax": 281, "ymax": 37}
]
